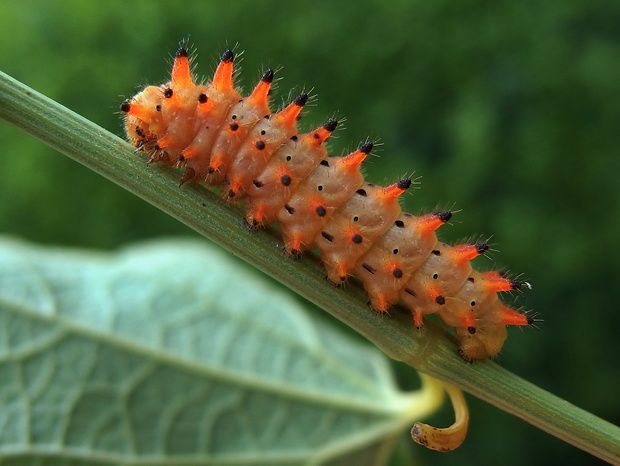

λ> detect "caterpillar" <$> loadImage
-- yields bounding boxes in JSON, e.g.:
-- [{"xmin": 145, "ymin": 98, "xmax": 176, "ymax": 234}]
[{"xmin": 121, "ymin": 45, "xmax": 534, "ymax": 360}]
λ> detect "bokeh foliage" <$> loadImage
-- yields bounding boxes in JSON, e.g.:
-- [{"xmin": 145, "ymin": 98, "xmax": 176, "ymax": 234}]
[{"xmin": 0, "ymin": 1, "xmax": 618, "ymax": 465}]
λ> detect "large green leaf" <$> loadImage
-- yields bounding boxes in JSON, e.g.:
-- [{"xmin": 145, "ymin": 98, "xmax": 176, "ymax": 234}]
[{"xmin": 0, "ymin": 237, "xmax": 441, "ymax": 465}]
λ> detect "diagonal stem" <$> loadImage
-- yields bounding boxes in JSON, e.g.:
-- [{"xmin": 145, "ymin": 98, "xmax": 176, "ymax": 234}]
[{"xmin": 1, "ymin": 70, "xmax": 618, "ymax": 464}]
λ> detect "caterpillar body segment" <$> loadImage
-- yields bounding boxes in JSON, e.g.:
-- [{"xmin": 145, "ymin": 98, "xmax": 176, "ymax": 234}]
[
  {"xmin": 276, "ymin": 146, "xmax": 370, "ymax": 257},
  {"xmin": 355, "ymin": 211, "xmax": 451, "ymax": 313},
  {"xmin": 246, "ymin": 119, "xmax": 338, "ymax": 228}
]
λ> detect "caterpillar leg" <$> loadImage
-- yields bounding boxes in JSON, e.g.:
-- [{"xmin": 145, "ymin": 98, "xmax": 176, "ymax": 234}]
[{"xmin": 369, "ymin": 292, "xmax": 390, "ymax": 314}]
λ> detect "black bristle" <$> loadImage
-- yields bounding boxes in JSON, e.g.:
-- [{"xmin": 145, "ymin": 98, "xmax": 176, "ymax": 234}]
[
  {"xmin": 437, "ymin": 211, "xmax": 453, "ymax": 223},
  {"xmin": 221, "ymin": 49, "xmax": 234, "ymax": 63},
  {"xmin": 262, "ymin": 69, "xmax": 274, "ymax": 83},
  {"xmin": 359, "ymin": 142, "xmax": 373, "ymax": 154},
  {"xmin": 294, "ymin": 93, "xmax": 309, "ymax": 107},
  {"xmin": 475, "ymin": 243, "xmax": 489, "ymax": 254},
  {"xmin": 397, "ymin": 178, "xmax": 412, "ymax": 190},
  {"xmin": 323, "ymin": 119, "xmax": 338, "ymax": 132}
]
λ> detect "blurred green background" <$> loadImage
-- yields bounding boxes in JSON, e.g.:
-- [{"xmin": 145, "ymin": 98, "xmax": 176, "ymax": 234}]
[{"xmin": 0, "ymin": 1, "xmax": 618, "ymax": 464}]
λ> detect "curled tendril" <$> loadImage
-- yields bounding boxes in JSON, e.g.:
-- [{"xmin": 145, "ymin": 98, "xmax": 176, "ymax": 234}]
[{"xmin": 411, "ymin": 375, "xmax": 469, "ymax": 452}]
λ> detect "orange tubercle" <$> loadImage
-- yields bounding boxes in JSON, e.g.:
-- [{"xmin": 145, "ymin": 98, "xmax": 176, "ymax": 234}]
[
  {"xmin": 372, "ymin": 293, "xmax": 390, "ymax": 313},
  {"xmin": 208, "ymin": 153, "xmax": 224, "ymax": 174},
  {"xmin": 307, "ymin": 119, "xmax": 338, "ymax": 146},
  {"xmin": 250, "ymin": 205, "xmax": 265, "ymax": 225},
  {"xmin": 156, "ymin": 135, "xmax": 175, "ymax": 150},
  {"xmin": 171, "ymin": 48, "xmax": 193, "ymax": 87},
  {"xmin": 247, "ymin": 69, "xmax": 274, "ymax": 107},
  {"xmin": 378, "ymin": 178, "xmax": 412, "ymax": 203},
  {"xmin": 481, "ymin": 271, "xmax": 517, "ymax": 292},
  {"xmin": 336, "ymin": 262, "xmax": 348, "ymax": 281},
  {"xmin": 180, "ymin": 146, "xmax": 200, "ymax": 161},
  {"xmin": 498, "ymin": 305, "xmax": 532, "ymax": 326},
  {"xmin": 227, "ymin": 177, "xmax": 242, "ymax": 198},
  {"xmin": 274, "ymin": 93, "xmax": 308, "ymax": 128},
  {"xmin": 161, "ymin": 90, "xmax": 182, "ymax": 111},
  {"xmin": 481, "ymin": 271, "xmax": 531, "ymax": 292},
  {"xmin": 413, "ymin": 310, "xmax": 424, "ymax": 328},
  {"xmin": 452, "ymin": 243, "xmax": 488, "ymax": 264},
  {"xmin": 274, "ymin": 167, "xmax": 292, "ymax": 185},
  {"xmin": 339, "ymin": 142, "xmax": 372, "ymax": 172},
  {"xmin": 417, "ymin": 211, "xmax": 453, "ymax": 235},
  {"xmin": 386, "ymin": 260, "xmax": 404, "ymax": 279},
  {"xmin": 426, "ymin": 283, "xmax": 444, "ymax": 304},
  {"xmin": 288, "ymin": 233, "xmax": 303, "ymax": 255},
  {"xmin": 196, "ymin": 96, "xmax": 216, "ymax": 115},
  {"xmin": 345, "ymin": 226, "xmax": 363, "ymax": 245},
  {"xmin": 459, "ymin": 313, "xmax": 477, "ymax": 333},
  {"xmin": 121, "ymin": 103, "xmax": 159, "ymax": 126},
  {"xmin": 308, "ymin": 196, "xmax": 327, "ymax": 215},
  {"xmin": 211, "ymin": 50, "xmax": 235, "ymax": 92}
]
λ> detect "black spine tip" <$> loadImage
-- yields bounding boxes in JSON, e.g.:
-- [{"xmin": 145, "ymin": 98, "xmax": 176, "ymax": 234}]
[
  {"xmin": 261, "ymin": 69, "xmax": 274, "ymax": 83},
  {"xmin": 198, "ymin": 93, "xmax": 208, "ymax": 104},
  {"xmin": 221, "ymin": 49, "xmax": 234, "ymax": 63},
  {"xmin": 397, "ymin": 178, "xmax": 412, "ymax": 190},
  {"xmin": 510, "ymin": 279, "xmax": 523, "ymax": 290},
  {"xmin": 467, "ymin": 326, "xmax": 477, "ymax": 334},
  {"xmin": 120, "ymin": 102, "xmax": 130, "ymax": 113},
  {"xmin": 475, "ymin": 243, "xmax": 489, "ymax": 254},
  {"xmin": 437, "ymin": 211, "xmax": 453, "ymax": 223},
  {"xmin": 359, "ymin": 142, "xmax": 373, "ymax": 154},
  {"xmin": 323, "ymin": 119, "xmax": 338, "ymax": 132},
  {"xmin": 176, "ymin": 47, "xmax": 188, "ymax": 58},
  {"xmin": 294, "ymin": 93, "xmax": 309, "ymax": 107}
]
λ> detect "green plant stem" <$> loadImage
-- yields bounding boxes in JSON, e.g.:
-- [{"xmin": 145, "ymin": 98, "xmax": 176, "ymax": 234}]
[{"xmin": 1, "ymin": 70, "xmax": 618, "ymax": 464}]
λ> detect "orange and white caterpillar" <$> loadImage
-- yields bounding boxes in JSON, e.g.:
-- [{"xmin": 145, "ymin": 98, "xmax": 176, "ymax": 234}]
[{"xmin": 121, "ymin": 46, "xmax": 534, "ymax": 360}]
